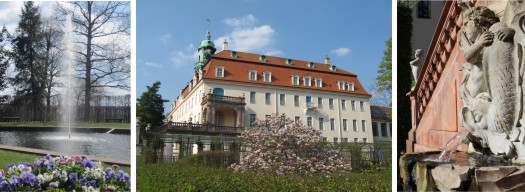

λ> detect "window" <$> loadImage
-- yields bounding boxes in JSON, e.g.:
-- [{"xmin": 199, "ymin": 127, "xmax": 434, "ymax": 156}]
[
  {"xmin": 363, "ymin": 138, "xmax": 368, "ymax": 143},
  {"xmin": 279, "ymin": 94, "xmax": 285, "ymax": 106},
  {"xmin": 216, "ymin": 66, "xmax": 224, "ymax": 77},
  {"xmin": 348, "ymin": 82, "xmax": 354, "ymax": 91},
  {"xmin": 304, "ymin": 76, "xmax": 311, "ymax": 86},
  {"xmin": 353, "ymin": 120, "xmax": 358, "ymax": 132},
  {"xmin": 354, "ymin": 138, "xmax": 358, "ymax": 142},
  {"xmin": 330, "ymin": 118, "xmax": 335, "ymax": 131},
  {"xmin": 307, "ymin": 117, "xmax": 312, "ymax": 127},
  {"xmin": 342, "ymin": 138, "xmax": 348, "ymax": 143},
  {"xmin": 265, "ymin": 93, "xmax": 271, "ymax": 105},
  {"xmin": 362, "ymin": 120, "xmax": 367, "ymax": 132},
  {"xmin": 343, "ymin": 119, "xmax": 348, "ymax": 131},
  {"xmin": 295, "ymin": 116, "xmax": 300, "ymax": 124},
  {"xmin": 334, "ymin": 138, "xmax": 338, "ymax": 144},
  {"xmin": 329, "ymin": 98, "xmax": 334, "ymax": 109},
  {"xmin": 249, "ymin": 70, "xmax": 257, "ymax": 81},
  {"xmin": 417, "ymin": 1, "xmax": 430, "ymax": 19},
  {"xmin": 319, "ymin": 118, "xmax": 324, "ymax": 130},
  {"xmin": 294, "ymin": 95, "xmax": 299, "ymax": 107},
  {"xmin": 216, "ymin": 111, "xmax": 224, "ymax": 126},
  {"xmin": 342, "ymin": 100, "xmax": 346, "ymax": 110},
  {"xmin": 389, "ymin": 123, "xmax": 392, "ymax": 136},
  {"xmin": 317, "ymin": 97, "xmax": 323, "ymax": 108},
  {"xmin": 351, "ymin": 100, "xmax": 356, "ymax": 111},
  {"xmin": 315, "ymin": 78, "xmax": 323, "ymax": 88},
  {"xmin": 292, "ymin": 75, "xmax": 299, "ymax": 85},
  {"xmin": 338, "ymin": 81, "xmax": 346, "ymax": 90},
  {"xmin": 264, "ymin": 72, "xmax": 272, "ymax": 82},
  {"xmin": 360, "ymin": 101, "xmax": 365, "ymax": 112},
  {"xmin": 250, "ymin": 91, "xmax": 256, "ymax": 103},
  {"xmin": 249, "ymin": 114, "xmax": 256, "ymax": 127},
  {"xmin": 381, "ymin": 123, "xmax": 388, "ymax": 137},
  {"xmin": 372, "ymin": 122, "xmax": 379, "ymax": 137},
  {"xmin": 323, "ymin": 137, "xmax": 328, "ymax": 142}
]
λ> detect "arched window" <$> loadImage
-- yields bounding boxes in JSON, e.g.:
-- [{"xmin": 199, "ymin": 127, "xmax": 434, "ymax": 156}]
[{"xmin": 213, "ymin": 88, "xmax": 224, "ymax": 96}]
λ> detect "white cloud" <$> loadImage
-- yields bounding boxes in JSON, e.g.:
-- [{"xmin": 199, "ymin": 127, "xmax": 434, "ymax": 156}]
[
  {"xmin": 224, "ymin": 14, "xmax": 257, "ymax": 27},
  {"xmin": 0, "ymin": 2, "xmax": 55, "ymax": 33},
  {"xmin": 170, "ymin": 49, "xmax": 198, "ymax": 68},
  {"xmin": 145, "ymin": 62, "xmax": 163, "ymax": 68},
  {"xmin": 214, "ymin": 15, "xmax": 282, "ymax": 56},
  {"xmin": 159, "ymin": 33, "xmax": 171, "ymax": 44},
  {"xmin": 331, "ymin": 47, "xmax": 351, "ymax": 56}
]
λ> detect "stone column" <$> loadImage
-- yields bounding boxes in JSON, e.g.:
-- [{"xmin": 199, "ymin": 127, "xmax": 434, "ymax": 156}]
[
  {"xmin": 210, "ymin": 106, "xmax": 216, "ymax": 124},
  {"xmin": 235, "ymin": 108, "xmax": 241, "ymax": 127},
  {"xmin": 406, "ymin": 90, "xmax": 417, "ymax": 153}
]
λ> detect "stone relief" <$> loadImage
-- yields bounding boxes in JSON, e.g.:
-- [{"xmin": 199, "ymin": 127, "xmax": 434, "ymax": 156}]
[
  {"xmin": 410, "ymin": 49, "xmax": 423, "ymax": 84},
  {"xmin": 459, "ymin": 1, "xmax": 525, "ymax": 161}
]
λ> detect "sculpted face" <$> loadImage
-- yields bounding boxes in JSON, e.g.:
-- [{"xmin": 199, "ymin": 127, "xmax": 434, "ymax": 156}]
[{"xmin": 464, "ymin": 20, "xmax": 482, "ymax": 41}]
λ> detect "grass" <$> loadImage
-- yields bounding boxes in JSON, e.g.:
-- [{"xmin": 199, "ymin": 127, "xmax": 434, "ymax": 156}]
[
  {"xmin": 0, "ymin": 150, "xmax": 130, "ymax": 174},
  {"xmin": 0, "ymin": 122, "xmax": 131, "ymax": 129},
  {"xmin": 138, "ymin": 156, "xmax": 391, "ymax": 191}
]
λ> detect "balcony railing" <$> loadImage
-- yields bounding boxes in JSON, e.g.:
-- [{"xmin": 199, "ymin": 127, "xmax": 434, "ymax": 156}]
[
  {"xmin": 201, "ymin": 94, "xmax": 245, "ymax": 105},
  {"xmin": 154, "ymin": 122, "xmax": 243, "ymax": 135},
  {"xmin": 306, "ymin": 102, "xmax": 317, "ymax": 110}
]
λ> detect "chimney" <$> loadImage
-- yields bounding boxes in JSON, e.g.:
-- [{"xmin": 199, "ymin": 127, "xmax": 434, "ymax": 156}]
[
  {"xmin": 222, "ymin": 39, "xmax": 228, "ymax": 51},
  {"xmin": 324, "ymin": 55, "xmax": 330, "ymax": 64}
]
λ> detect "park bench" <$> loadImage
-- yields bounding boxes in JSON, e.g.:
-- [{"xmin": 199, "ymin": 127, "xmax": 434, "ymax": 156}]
[
  {"xmin": 105, "ymin": 118, "xmax": 124, "ymax": 123},
  {"xmin": 1, "ymin": 117, "xmax": 21, "ymax": 122}
]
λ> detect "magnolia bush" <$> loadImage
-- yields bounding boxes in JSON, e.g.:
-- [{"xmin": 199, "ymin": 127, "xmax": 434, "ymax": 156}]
[
  {"xmin": 0, "ymin": 154, "xmax": 130, "ymax": 191},
  {"xmin": 231, "ymin": 113, "xmax": 351, "ymax": 175}
]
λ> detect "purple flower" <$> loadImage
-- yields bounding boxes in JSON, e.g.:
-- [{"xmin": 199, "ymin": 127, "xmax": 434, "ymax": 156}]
[
  {"xmin": 80, "ymin": 178, "xmax": 87, "ymax": 186},
  {"xmin": 44, "ymin": 154, "xmax": 52, "ymax": 161},
  {"xmin": 90, "ymin": 180, "xmax": 97, "ymax": 188},
  {"xmin": 117, "ymin": 170, "xmax": 130, "ymax": 183},
  {"xmin": 82, "ymin": 158, "xmax": 96, "ymax": 169},
  {"xmin": 106, "ymin": 169, "xmax": 115, "ymax": 180},
  {"xmin": 69, "ymin": 172, "xmax": 78, "ymax": 183},
  {"xmin": 6, "ymin": 164, "xmax": 14, "ymax": 169},
  {"xmin": 20, "ymin": 172, "xmax": 38, "ymax": 186}
]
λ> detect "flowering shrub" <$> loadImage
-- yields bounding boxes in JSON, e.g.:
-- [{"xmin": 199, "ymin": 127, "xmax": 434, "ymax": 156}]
[
  {"xmin": 231, "ymin": 113, "xmax": 351, "ymax": 175},
  {"xmin": 0, "ymin": 154, "xmax": 130, "ymax": 191}
]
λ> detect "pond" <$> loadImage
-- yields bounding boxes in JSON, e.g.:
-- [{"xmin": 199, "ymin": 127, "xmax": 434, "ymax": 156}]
[{"xmin": 0, "ymin": 130, "xmax": 130, "ymax": 160}]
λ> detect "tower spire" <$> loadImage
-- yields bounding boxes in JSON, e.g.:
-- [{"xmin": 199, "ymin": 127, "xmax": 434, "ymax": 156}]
[{"xmin": 194, "ymin": 19, "xmax": 217, "ymax": 74}]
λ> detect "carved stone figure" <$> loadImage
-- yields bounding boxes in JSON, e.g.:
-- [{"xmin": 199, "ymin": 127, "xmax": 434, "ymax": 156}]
[
  {"xmin": 459, "ymin": 2, "xmax": 525, "ymax": 160},
  {"xmin": 410, "ymin": 49, "xmax": 423, "ymax": 83}
]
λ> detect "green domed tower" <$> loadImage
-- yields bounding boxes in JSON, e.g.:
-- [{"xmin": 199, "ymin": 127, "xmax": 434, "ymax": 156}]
[{"xmin": 194, "ymin": 30, "xmax": 216, "ymax": 74}]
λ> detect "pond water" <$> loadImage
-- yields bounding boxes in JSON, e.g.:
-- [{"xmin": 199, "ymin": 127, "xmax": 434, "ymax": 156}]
[{"xmin": 0, "ymin": 130, "xmax": 130, "ymax": 160}]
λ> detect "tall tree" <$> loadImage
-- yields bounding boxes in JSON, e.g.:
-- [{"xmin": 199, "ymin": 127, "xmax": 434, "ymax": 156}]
[
  {"xmin": 377, "ymin": 37, "xmax": 392, "ymax": 93},
  {"xmin": 41, "ymin": 17, "xmax": 64, "ymax": 120},
  {"xmin": 397, "ymin": 0, "xmax": 416, "ymax": 156},
  {"xmin": 10, "ymin": 2, "xmax": 46, "ymax": 119},
  {"xmin": 58, "ymin": 1, "xmax": 130, "ymax": 121},
  {"xmin": 0, "ymin": 27, "xmax": 9, "ymax": 91},
  {"xmin": 137, "ymin": 81, "xmax": 167, "ymax": 144}
]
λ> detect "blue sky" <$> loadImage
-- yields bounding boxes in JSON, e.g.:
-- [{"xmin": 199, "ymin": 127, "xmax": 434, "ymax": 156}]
[{"xmin": 137, "ymin": 0, "xmax": 392, "ymax": 113}]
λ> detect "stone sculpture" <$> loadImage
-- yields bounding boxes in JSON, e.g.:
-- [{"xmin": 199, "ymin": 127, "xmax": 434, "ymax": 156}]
[
  {"xmin": 459, "ymin": 1, "xmax": 525, "ymax": 161},
  {"xmin": 410, "ymin": 49, "xmax": 423, "ymax": 83}
]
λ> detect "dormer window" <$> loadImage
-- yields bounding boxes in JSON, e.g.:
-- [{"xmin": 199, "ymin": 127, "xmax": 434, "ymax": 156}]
[
  {"xmin": 348, "ymin": 82, "xmax": 355, "ymax": 91},
  {"xmin": 304, "ymin": 76, "xmax": 311, "ymax": 87},
  {"xmin": 330, "ymin": 65, "xmax": 337, "ymax": 71},
  {"xmin": 249, "ymin": 70, "xmax": 257, "ymax": 81},
  {"xmin": 315, "ymin": 78, "xmax": 323, "ymax": 88},
  {"xmin": 264, "ymin": 71, "xmax": 272, "ymax": 82},
  {"xmin": 292, "ymin": 75, "xmax": 299, "ymax": 85},
  {"xmin": 216, "ymin": 66, "xmax": 224, "ymax": 78},
  {"xmin": 231, "ymin": 51, "xmax": 238, "ymax": 58},
  {"xmin": 307, "ymin": 62, "xmax": 314, "ymax": 68},
  {"xmin": 338, "ymin": 81, "xmax": 346, "ymax": 90},
  {"xmin": 285, "ymin": 59, "xmax": 293, "ymax": 65},
  {"xmin": 259, "ymin": 55, "xmax": 266, "ymax": 62}
]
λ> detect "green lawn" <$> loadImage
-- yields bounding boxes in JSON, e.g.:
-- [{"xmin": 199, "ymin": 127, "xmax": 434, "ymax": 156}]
[
  {"xmin": 138, "ymin": 157, "xmax": 391, "ymax": 191},
  {"xmin": 0, "ymin": 150, "xmax": 130, "ymax": 174},
  {"xmin": 0, "ymin": 122, "xmax": 131, "ymax": 129}
]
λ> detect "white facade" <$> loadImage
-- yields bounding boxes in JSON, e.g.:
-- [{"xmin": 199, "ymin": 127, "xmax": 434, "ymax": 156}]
[{"xmin": 168, "ymin": 78, "xmax": 374, "ymax": 143}]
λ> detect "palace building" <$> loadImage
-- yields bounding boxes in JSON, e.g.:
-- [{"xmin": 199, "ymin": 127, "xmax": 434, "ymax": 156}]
[{"xmin": 163, "ymin": 30, "xmax": 373, "ymax": 143}]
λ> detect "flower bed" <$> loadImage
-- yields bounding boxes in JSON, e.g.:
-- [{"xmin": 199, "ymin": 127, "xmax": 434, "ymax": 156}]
[{"xmin": 0, "ymin": 154, "xmax": 130, "ymax": 191}]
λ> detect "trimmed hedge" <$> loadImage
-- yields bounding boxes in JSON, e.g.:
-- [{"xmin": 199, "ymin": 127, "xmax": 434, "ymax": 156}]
[{"xmin": 137, "ymin": 157, "xmax": 391, "ymax": 191}]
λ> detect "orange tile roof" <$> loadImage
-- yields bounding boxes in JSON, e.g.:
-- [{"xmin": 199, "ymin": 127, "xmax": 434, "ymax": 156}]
[{"xmin": 180, "ymin": 50, "xmax": 371, "ymax": 98}]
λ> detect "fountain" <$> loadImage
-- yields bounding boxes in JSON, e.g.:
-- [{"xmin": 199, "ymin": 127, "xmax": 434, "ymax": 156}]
[
  {"xmin": 0, "ymin": 4, "xmax": 130, "ymax": 163},
  {"xmin": 400, "ymin": 1, "xmax": 525, "ymax": 191}
]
